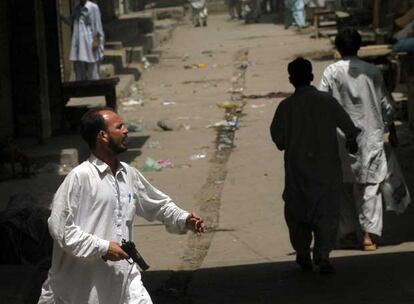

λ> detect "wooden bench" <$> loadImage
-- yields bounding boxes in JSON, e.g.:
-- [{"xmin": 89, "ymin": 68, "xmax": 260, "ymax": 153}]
[
  {"xmin": 62, "ymin": 77, "xmax": 120, "ymax": 111},
  {"xmin": 313, "ymin": 9, "xmax": 337, "ymax": 38}
]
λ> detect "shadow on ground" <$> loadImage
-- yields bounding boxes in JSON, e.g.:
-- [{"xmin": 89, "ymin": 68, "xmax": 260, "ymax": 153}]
[{"xmin": 144, "ymin": 252, "xmax": 414, "ymax": 304}]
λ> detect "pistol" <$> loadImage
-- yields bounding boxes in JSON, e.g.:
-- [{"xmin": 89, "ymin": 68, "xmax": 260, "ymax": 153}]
[{"xmin": 121, "ymin": 239, "xmax": 150, "ymax": 271}]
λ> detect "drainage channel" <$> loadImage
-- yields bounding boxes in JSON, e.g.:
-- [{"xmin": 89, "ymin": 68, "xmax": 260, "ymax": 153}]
[{"xmin": 153, "ymin": 49, "xmax": 250, "ymax": 303}]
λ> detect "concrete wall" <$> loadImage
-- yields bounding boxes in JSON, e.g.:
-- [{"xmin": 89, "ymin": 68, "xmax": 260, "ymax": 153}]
[{"xmin": 0, "ymin": 1, "xmax": 14, "ymax": 137}]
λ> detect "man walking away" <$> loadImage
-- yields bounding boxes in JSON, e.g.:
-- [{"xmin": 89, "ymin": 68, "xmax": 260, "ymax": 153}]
[
  {"xmin": 319, "ymin": 28, "xmax": 398, "ymax": 251},
  {"xmin": 270, "ymin": 58, "xmax": 360, "ymax": 274}
]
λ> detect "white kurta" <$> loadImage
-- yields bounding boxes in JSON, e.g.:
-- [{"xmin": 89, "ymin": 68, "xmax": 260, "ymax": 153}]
[
  {"xmin": 319, "ymin": 56, "xmax": 394, "ymax": 184},
  {"xmin": 69, "ymin": 1, "xmax": 104, "ymax": 63},
  {"xmin": 38, "ymin": 155, "xmax": 189, "ymax": 304}
]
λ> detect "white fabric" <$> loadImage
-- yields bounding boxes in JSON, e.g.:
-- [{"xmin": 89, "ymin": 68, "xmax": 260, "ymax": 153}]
[
  {"xmin": 382, "ymin": 146, "xmax": 411, "ymax": 214},
  {"xmin": 319, "ymin": 57, "xmax": 394, "ymax": 184},
  {"xmin": 73, "ymin": 61, "xmax": 100, "ymax": 81},
  {"xmin": 354, "ymin": 183, "xmax": 383, "ymax": 236},
  {"xmin": 190, "ymin": 0, "xmax": 207, "ymax": 10},
  {"xmin": 69, "ymin": 1, "xmax": 104, "ymax": 63},
  {"xmin": 38, "ymin": 155, "xmax": 190, "ymax": 304}
]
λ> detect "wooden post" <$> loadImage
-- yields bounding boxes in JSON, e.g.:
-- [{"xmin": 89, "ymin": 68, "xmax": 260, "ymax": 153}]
[
  {"xmin": 34, "ymin": 0, "xmax": 52, "ymax": 143},
  {"xmin": 373, "ymin": 0, "xmax": 381, "ymax": 29}
]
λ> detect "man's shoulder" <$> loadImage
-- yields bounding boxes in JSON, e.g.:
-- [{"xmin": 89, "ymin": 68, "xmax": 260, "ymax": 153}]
[
  {"xmin": 86, "ymin": 1, "xmax": 99, "ymax": 10},
  {"xmin": 69, "ymin": 160, "xmax": 94, "ymax": 176}
]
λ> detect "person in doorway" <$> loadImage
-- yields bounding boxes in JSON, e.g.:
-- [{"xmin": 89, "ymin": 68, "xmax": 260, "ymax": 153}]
[
  {"xmin": 37, "ymin": 107, "xmax": 206, "ymax": 304},
  {"xmin": 270, "ymin": 57, "xmax": 360, "ymax": 274},
  {"xmin": 65, "ymin": 0, "xmax": 105, "ymax": 80},
  {"xmin": 319, "ymin": 28, "xmax": 398, "ymax": 251}
]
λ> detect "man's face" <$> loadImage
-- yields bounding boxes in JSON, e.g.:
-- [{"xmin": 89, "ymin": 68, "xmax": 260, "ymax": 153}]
[{"xmin": 100, "ymin": 110, "xmax": 129, "ymax": 154}]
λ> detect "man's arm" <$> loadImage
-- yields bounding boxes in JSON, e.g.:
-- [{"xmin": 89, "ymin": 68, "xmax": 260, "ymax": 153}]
[
  {"xmin": 90, "ymin": 3, "xmax": 104, "ymax": 52},
  {"xmin": 48, "ymin": 172, "xmax": 126, "ymax": 260},
  {"xmin": 270, "ymin": 102, "xmax": 285, "ymax": 150},
  {"xmin": 132, "ymin": 168, "xmax": 197, "ymax": 234},
  {"xmin": 318, "ymin": 67, "xmax": 333, "ymax": 93}
]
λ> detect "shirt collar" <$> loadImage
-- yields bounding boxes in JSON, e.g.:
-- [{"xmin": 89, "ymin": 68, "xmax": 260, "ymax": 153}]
[
  {"xmin": 294, "ymin": 85, "xmax": 316, "ymax": 94},
  {"xmin": 88, "ymin": 154, "xmax": 127, "ymax": 175}
]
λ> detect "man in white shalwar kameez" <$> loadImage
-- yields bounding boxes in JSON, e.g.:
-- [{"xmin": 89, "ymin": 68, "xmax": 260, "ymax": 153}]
[
  {"xmin": 37, "ymin": 107, "xmax": 206, "ymax": 304},
  {"xmin": 270, "ymin": 58, "xmax": 360, "ymax": 274},
  {"xmin": 319, "ymin": 28, "xmax": 398, "ymax": 251},
  {"xmin": 189, "ymin": 0, "xmax": 208, "ymax": 27},
  {"xmin": 69, "ymin": 0, "xmax": 105, "ymax": 80}
]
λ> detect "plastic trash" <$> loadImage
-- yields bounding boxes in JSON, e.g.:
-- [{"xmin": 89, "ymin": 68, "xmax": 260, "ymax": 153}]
[
  {"xmin": 189, "ymin": 152, "xmax": 207, "ymax": 161},
  {"xmin": 142, "ymin": 56, "xmax": 151, "ymax": 70},
  {"xmin": 122, "ymin": 98, "xmax": 144, "ymax": 106},
  {"xmin": 157, "ymin": 159, "xmax": 174, "ymax": 168},
  {"xmin": 161, "ymin": 97, "xmax": 176, "ymax": 106},
  {"xmin": 141, "ymin": 157, "xmax": 162, "ymax": 172}
]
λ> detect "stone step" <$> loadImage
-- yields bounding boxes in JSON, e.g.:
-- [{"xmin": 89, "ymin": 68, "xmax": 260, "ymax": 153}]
[
  {"xmin": 105, "ymin": 41, "xmax": 124, "ymax": 50},
  {"xmin": 125, "ymin": 46, "xmax": 145, "ymax": 63},
  {"xmin": 145, "ymin": 53, "xmax": 160, "ymax": 64},
  {"xmin": 150, "ymin": 0, "xmax": 185, "ymax": 8},
  {"xmin": 104, "ymin": 12, "xmax": 155, "ymax": 47},
  {"xmin": 103, "ymin": 49, "xmax": 141, "ymax": 81},
  {"xmin": 104, "ymin": 49, "xmax": 127, "ymax": 67},
  {"xmin": 143, "ymin": 32, "xmax": 160, "ymax": 53},
  {"xmin": 153, "ymin": 6, "xmax": 185, "ymax": 20}
]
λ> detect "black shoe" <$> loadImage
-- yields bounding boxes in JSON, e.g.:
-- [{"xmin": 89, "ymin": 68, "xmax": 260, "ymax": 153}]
[
  {"xmin": 296, "ymin": 254, "xmax": 313, "ymax": 272},
  {"xmin": 318, "ymin": 260, "xmax": 335, "ymax": 275}
]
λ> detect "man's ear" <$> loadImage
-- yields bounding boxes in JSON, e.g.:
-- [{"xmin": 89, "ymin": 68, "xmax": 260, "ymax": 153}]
[
  {"xmin": 98, "ymin": 130, "xmax": 109, "ymax": 143},
  {"xmin": 310, "ymin": 73, "xmax": 314, "ymax": 83}
]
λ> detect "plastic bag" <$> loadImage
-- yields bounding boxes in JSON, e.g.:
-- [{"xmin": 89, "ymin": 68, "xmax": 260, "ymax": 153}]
[{"xmin": 381, "ymin": 149, "xmax": 411, "ymax": 214}]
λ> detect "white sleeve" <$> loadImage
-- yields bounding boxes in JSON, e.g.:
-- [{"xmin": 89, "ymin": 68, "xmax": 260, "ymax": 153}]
[
  {"xmin": 132, "ymin": 168, "xmax": 190, "ymax": 234},
  {"xmin": 48, "ymin": 172, "xmax": 109, "ymax": 258},
  {"xmin": 318, "ymin": 67, "xmax": 332, "ymax": 93}
]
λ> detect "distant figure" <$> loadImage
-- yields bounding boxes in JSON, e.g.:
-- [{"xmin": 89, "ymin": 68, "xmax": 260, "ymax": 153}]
[
  {"xmin": 37, "ymin": 107, "xmax": 206, "ymax": 303},
  {"xmin": 189, "ymin": 0, "xmax": 208, "ymax": 27},
  {"xmin": 67, "ymin": 0, "xmax": 105, "ymax": 80},
  {"xmin": 228, "ymin": 0, "xmax": 242, "ymax": 20},
  {"xmin": 319, "ymin": 28, "xmax": 398, "ymax": 251},
  {"xmin": 284, "ymin": 0, "xmax": 306, "ymax": 29},
  {"xmin": 270, "ymin": 58, "xmax": 360, "ymax": 274}
]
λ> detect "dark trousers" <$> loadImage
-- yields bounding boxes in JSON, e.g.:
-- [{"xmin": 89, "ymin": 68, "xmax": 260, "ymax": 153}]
[{"xmin": 284, "ymin": 191, "xmax": 341, "ymax": 262}]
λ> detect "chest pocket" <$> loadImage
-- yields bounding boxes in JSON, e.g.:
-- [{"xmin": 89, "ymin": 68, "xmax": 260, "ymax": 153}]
[{"xmin": 125, "ymin": 198, "xmax": 136, "ymax": 223}]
